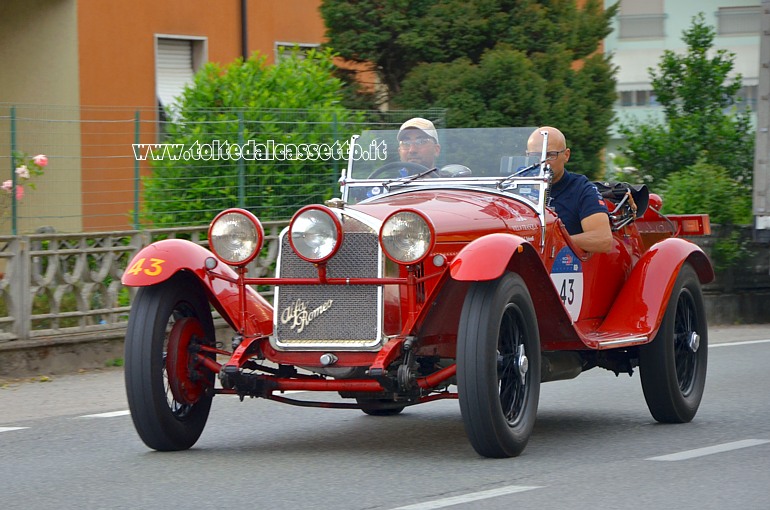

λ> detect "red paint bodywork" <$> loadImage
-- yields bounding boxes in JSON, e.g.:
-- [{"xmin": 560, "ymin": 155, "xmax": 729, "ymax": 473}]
[
  {"xmin": 123, "ymin": 184, "xmax": 713, "ymax": 396},
  {"xmin": 122, "ymin": 239, "xmax": 273, "ymax": 337}
]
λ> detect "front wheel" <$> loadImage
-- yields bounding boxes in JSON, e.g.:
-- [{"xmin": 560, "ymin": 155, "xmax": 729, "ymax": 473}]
[
  {"xmin": 640, "ymin": 263, "xmax": 708, "ymax": 423},
  {"xmin": 457, "ymin": 272, "xmax": 541, "ymax": 458},
  {"xmin": 124, "ymin": 272, "xmax": 216, "ymax": 451}
]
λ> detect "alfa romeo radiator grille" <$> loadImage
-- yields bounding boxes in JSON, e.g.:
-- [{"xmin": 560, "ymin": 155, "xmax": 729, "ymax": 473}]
[{"xmin": 273, "ymin": 227, "xmax": 382, "ymax": 350}]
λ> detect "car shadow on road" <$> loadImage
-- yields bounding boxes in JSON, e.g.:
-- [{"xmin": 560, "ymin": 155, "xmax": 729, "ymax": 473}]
[
  {"xmin": 195, "ymin": 406, "xmax": 474, "ymax": 459},
  {"xmin": 158, "ymin": 399, "xmax": 659, "ymax": 461}
]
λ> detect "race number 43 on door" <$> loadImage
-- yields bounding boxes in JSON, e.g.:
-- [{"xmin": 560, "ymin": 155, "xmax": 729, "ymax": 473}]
[{"xmin": 550, "ymin": 247, "xmax": 583, "ymax": 320}]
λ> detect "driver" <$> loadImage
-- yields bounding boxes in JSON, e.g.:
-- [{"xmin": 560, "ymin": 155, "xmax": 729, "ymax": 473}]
[
  {"xmin": 526, "ymin": 126, "xmax": 612, "ymax": 254},
  {"xmin": 397, "ymin": 118, "xmax": 441, "ymax": 169}
]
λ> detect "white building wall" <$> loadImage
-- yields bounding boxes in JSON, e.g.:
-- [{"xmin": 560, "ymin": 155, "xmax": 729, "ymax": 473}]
[{"xmin": 605, "ymin": 0, "xmax": 761, "ymax": 148}]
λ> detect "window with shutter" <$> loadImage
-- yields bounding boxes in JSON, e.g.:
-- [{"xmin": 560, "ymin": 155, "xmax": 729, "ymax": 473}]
[
  {"xmin": 155, "ymin": 36, "xmax": 206, "ymax": 136},
  {"xmin": 717, "ymin": 6, "xmax": 761, "ymax": 36},
  {"xmin": 618, "ymin": 0, "xmax": 665, "ymax": 39},
  {"xmin": 156, "ymin": 39, "xmax": 194, "ymax": 111},
  {"xmin": 274, "ymin": 41, "xmax": 320, "ymax": 62}
]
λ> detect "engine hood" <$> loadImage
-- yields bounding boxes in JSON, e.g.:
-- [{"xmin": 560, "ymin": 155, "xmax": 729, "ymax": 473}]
[{"xmin": 348, "ymin": 188, "xmax": 541, "ymax": 243}]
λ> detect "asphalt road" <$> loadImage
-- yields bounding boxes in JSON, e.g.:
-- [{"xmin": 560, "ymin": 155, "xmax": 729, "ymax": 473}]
[{"xmin": 1, "ymin": 324, "xmax": 768, "ymax": 510}]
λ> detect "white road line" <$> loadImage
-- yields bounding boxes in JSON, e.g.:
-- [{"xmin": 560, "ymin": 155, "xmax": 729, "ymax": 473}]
[
  {"xmin": 78, "ymin": 410, "xmax": 131, "ymax": 418},
  {"xmin": 647, "ymin": 439, "xmax": 770, "ymax": 461},
  {"xmin": 389, "ymin": 485, "xmax": 543, "ymax": 510},
  {"xmin": 0, "ymin": 427, "xmax": 29, "ymax": 433},
  {"xmin": 711, "ymin": 339, "xmax": 770, "ymax": 348}
]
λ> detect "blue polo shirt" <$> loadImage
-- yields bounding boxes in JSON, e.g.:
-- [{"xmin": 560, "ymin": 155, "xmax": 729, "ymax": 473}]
[{"xmin": 547, "ymin": 170, "xmax": 609, "ymax": 235}]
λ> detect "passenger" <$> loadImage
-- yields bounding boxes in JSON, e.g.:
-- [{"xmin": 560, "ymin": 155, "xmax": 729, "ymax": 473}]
[
  {"xmin": 526, "ymin": 127, "xmax": 612, "ymax": 253},
  {"xmin": 397, "ymin": 118, "xmax": 441, "ymax": 169}
]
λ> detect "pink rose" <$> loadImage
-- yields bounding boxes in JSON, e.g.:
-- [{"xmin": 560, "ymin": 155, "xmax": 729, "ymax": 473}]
[
  {"xmin": 15, "ymin": 165, "xmax": 30, "ymax": 179},
  {"xmin": 1, "ymin": 181, "xmax": 24, "ymax": 199},
  {"xmin": 32, "ymin": 154, "xmax": 48, "ymax": 167}
]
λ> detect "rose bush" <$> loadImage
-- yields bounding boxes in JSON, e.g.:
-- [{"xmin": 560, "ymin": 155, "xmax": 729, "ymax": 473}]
[{"xmin": 1, "ymin": 151, "xmax": 47, "ymax": 225}]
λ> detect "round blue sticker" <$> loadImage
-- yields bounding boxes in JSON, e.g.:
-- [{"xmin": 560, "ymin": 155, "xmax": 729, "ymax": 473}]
[{"xmin": 550, "ymin": 247, "xmax": 583, "ymax": 321}]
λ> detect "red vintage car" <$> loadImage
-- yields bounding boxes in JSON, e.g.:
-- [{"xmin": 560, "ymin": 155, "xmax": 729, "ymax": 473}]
[{"xmin": 122, "ymin": 127, "xmax": 713, "ymax": 458}]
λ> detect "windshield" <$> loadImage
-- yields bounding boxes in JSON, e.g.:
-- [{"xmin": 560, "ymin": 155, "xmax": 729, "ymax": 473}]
[{"xmin": 340, "ymin": 127, "xmax": 550, "ymax": 207}]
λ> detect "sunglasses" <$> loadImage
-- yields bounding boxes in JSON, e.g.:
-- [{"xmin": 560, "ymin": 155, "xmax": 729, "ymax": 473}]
[
  {"xmin": 399, "ymin": 138, "xmax": 435, "ymax": 148},
  {"xmin": 525, "ymin": 149, "xmax": 566, "ymax": 160}
]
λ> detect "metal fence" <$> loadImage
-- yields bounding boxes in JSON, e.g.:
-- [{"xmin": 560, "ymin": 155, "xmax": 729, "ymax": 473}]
[
  {"xmin": 0, "ymin": 104, "xmax": 446, "ymax": 235},
  {"xmin": 0, "ymin": 223, "xmax": 288, "ymax": 343},
  {"xmin": 1, "ymin": 224, "xmax": 768, "ymax": 345}
]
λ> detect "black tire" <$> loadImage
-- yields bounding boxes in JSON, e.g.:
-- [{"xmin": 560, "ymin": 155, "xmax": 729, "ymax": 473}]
[
  {"xmin": 640, "ymin": 263, "xmax": 707, "ymax": 423},
  {"xmin": 125, "ymin": 272, "xmax": 215, "ymax": 451},
  {"xmin": 356, "ymin": 398, "xmax": 406, "ymax": 416},
  {"xmin": 457, "ymin": 272, "xmax": 541, "ymax": 458}
]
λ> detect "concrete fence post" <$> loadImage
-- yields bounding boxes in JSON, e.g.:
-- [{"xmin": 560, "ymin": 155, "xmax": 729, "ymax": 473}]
[{"xmin": 9, "ymin": 237, "xmax": 31, "ymax": 340}]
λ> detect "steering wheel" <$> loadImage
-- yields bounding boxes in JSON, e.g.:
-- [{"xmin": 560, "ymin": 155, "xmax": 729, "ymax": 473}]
[{"xmin": 367, "ymin": 161, "xmax": 435, "ymax": 179}]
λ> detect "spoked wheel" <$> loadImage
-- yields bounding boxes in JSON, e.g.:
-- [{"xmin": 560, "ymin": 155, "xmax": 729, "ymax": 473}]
[
  {"xmin": 125, "ymin": 272, "xmax": 216, "ymax": 451},
  {"xmin": 457, "ymin": 272, "xmax": 540, "ymax": 458},
  {"xmin": 640, "ymin": 263, "xmax": 707, "ymax": 423}
]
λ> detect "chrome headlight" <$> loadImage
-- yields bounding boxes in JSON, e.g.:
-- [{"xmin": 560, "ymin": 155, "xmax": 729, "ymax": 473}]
[
  {"xmin": 208, "ymin": 209, "xmax": 264, "ymax": 266},
  {"xmin": 289, "ymin": 205, "xmax": 343, "ymax": 263},
  {"xmin": 380, "ymin": 210, "xmax": 434, "ymax": 264}
]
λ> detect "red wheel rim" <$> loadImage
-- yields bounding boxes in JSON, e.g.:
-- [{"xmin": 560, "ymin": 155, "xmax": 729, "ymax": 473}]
[{"xmin": 166, "ymin": 317, "xmax": 208, "ymax": 405}]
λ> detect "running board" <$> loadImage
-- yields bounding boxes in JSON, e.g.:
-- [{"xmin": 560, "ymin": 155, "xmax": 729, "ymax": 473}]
[{"xmin": 581, "ymin": 332, "xmax": 650, "ymax": 350}]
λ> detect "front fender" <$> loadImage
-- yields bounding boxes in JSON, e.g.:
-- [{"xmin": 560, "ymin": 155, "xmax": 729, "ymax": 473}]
[
  {"xmin": 450, "ymin": 233, "xmax": 534, "ymax": 281},
  {"xmin": 450, "ymin": 233, "xmax": 582, "ymax": 349},
  {"xmin": 122, "ymin": 239, "xmax": 213, "ymax": 287},
  {"xmin": 598, "ymin": 237, "xmax": 714, "ymax": 338},
  {"xmin": 122, "ymin": 239, "xmax": 273, "ymax": 336}
]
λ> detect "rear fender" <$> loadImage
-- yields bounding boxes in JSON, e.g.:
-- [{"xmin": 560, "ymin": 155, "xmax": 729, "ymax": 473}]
[
  {"xmin": 598, "ymin": 237, "xmax": 714, "ymax": 337},
  {"xmin": 450, "ymin": 233, "xmax": 581, "ymax": 349},
  {"xmin": 122, "ymin": 239, "xmax": 273, "ymax": 336}
]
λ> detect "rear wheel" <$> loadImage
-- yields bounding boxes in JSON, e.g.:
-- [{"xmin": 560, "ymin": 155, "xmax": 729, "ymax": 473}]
[
  {"xmin": 125, "ymin": 272, "xmax": 215, "ymax": 451},
  {"xmin": 457, "ymin": 272, "xmax": 540, "ymax": 458},
  {"xmin": 640, "ymin": 263, "xmax": 707, "ymax": 423}
]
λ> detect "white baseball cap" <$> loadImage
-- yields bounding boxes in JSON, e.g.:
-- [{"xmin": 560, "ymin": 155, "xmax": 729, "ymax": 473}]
[{"xmin": 397, "ymin": 117, "xmax": 439, "ymax": 144}]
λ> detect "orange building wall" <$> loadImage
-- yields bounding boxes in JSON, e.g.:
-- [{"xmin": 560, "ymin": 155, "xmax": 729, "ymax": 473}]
[
  {"xmin": 250, "ymin": 0, "xmax": 327, "ymax": 61},
  {"xmin": 75, "ymin": 0, "xmax": 326, "ymax": 230},
  {"xmin": 77, "ymin": 0, "xmax": 327, "ymax": 109}
]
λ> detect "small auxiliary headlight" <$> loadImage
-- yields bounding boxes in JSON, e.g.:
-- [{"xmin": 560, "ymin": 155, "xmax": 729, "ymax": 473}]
[
  {"xmin": 289, "ymin": 205, "xmax": 343, "ymax": 263},
  {"xmin": 208, "ymin": 209, "xmax": 264, "ymax": 266},
  {"xmin": 380, "ymin": 210, "xmax": 434, "ymax": 264}
]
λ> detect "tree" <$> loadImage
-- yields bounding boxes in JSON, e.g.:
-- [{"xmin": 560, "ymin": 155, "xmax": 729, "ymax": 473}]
[
  {"xmin": 397, "ymin": 44, "xmax": 616, "ymax": 178},
  {"xmin": 321, "ymin": 0, "xmax": 619, "ymax": 179},
  {"xmin": 142, "ymin": 49, "xmax": 363, "ymax": 227},
  {"xmin": 322, "ymin": 0, "xmax": 615, "ymax": 100},
  {"xmin": 618, "ymin": 15, "xmax": 755, "ymax": 271},
  {"xmin": 619, "ymin": 14, "xmax": 754, "ymax": 187},
  {"xmin": 661, "ymin": 160, "xmax": 752, "ymax": 226},
  {"xmin": 660, "ymin": 159, "xmax": 752, "ymax": 271}
]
